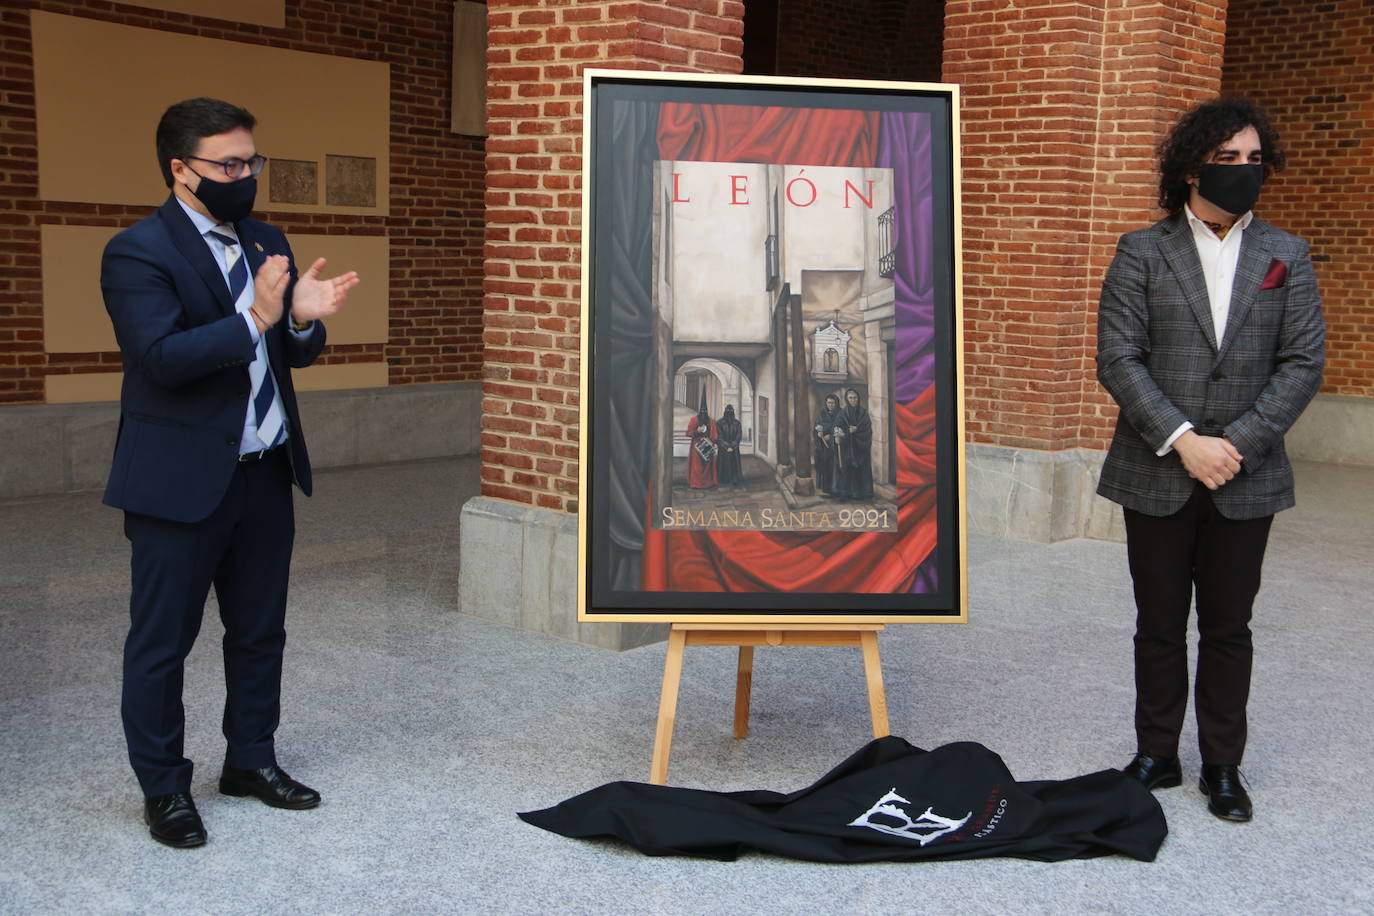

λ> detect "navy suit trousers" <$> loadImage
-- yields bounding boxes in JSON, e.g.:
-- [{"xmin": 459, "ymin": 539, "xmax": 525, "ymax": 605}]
[{"xmin": 121, "ymin": 449, "xmax": 295, "ymax": 798}]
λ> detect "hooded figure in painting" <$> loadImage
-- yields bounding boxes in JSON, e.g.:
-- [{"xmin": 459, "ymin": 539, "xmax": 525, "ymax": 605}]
[
  {"xmin": 834, "ymin": 388, "xmax": 874, "ymax": 501},
  {"xmin": 685, "ymin": 398, "xmax": 718, "ymax": 489},
  {"xmin": 716, "ymin": 404, "xmax": 743, "ymax": 487},
  {"xmin": 813, "ymin": 393, "xmax": 843, "ymax": 497}
]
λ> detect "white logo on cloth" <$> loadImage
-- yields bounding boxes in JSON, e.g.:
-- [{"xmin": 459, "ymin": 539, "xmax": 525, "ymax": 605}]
[{"xmin": 848, "ymin": 788, "xmax": 971, "ymax": 845}]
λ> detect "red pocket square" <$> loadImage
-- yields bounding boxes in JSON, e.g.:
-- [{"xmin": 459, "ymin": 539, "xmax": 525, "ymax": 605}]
[{"xmin": 1260, "ymin": 258, "xmax": 1287, "ymax": 290}]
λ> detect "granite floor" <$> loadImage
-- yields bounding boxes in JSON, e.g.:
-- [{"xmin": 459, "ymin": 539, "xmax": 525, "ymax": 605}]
[{"xmin": 0, "ymin": 456, "xmax": 1370, "ymax": 914}]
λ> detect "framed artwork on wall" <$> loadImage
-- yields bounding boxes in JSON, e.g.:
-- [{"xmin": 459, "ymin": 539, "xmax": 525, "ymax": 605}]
[{"xmin": 577, "ymin": 69, "xmax": 965, "ymax": 623}]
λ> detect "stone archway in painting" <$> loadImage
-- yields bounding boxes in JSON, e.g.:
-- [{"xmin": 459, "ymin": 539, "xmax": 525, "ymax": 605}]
[{"xmin": 672, "ymin": 357, "xmax": 756, "ymax": 457}]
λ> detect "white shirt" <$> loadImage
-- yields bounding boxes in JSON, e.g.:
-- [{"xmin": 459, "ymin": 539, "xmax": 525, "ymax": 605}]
[
  {"xmin": 1158, "ymin": 204, "xmax": 1253, "ymax": 456},
  {"xmin": 1186, "ymin": 202, "xmax": 1253, "ymax": 344}
]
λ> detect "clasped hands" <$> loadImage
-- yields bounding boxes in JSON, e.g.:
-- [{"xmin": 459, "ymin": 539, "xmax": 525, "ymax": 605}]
[
  {"xmin": 1174, "ymin": 430, "xmax": 1243, "ymax": 490},
  {"xmin": 250, "ymin": 255, "xmax": 360, "ymax": 333}
]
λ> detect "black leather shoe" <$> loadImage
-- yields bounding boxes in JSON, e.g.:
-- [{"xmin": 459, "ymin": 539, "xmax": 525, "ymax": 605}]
[
  {"xmin": 219, "ymin": 763, "xmax": 321, "ymax": 809},
  {"xmin": 1120, "ymin": 753, "xmax": 1183, "ymax": 790},
  {"xmin": 144, "ymin": 792, "xmax": 207, "ymax": 848},
  {"xmin": 1200, "ymin": 764, "xmax": 1252, "ymax": 822}
]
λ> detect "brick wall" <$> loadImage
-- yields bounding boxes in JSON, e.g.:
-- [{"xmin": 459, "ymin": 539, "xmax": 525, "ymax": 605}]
[
  {"xmin": 773, "ymin": 0, "xmax": 942, "ymax": 83},
  {"xmin": 945, "ymin": 0, "xmax": 1228, "ymax": 452},
  {"xmin": 774, "ymin": 0, "xmax": 894, "ymax": 78},
  {"xmin": 481, "ymin": 0, "xmax": 743, "ymax": 511},
  {"xmin": 0, "ymin": 0, "xmax": 485, "ymax": 404},
  {"xmin": 1225, "ymin": 0, "xmax": 1374, "ymax": 398}
]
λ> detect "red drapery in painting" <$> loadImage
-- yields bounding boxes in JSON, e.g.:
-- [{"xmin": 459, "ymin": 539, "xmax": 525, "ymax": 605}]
[
  {"xmin": 642, "ymin": 103, "xmax": 937, "ymax": 594},
  {"xmin": 656, "ymin": 104, "xmax": 881, "ymax": 167}
]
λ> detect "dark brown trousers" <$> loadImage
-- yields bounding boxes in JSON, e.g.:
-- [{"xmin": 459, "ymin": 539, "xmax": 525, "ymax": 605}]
[{"xmin": 1123, "ymin": 484, "xmax": 1273, "ymax": 765}]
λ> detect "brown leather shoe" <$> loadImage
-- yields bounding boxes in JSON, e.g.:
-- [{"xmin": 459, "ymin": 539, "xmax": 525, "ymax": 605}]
[
  {"xmin": 1200, "ymin": 764, "xmax": 1252, "ymax": 822},
  {"xmin": 1121, "ymin": 753, "xmax": 1183, "ymax": 790},
  {"xmin": 219, "ymin": 763, "xmax": 321, "ymax": 809},
  {"xmin": 144, "ymin": 791, "xmax": 207, "ymax": 848}
]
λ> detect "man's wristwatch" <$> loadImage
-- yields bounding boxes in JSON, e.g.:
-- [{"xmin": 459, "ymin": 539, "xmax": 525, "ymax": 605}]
[{"xmin": 290, "ymin": 315, "xmax": 312, "ymax": 332}]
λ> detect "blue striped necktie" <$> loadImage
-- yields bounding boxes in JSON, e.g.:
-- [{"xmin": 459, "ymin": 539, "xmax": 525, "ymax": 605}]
[{"xmin": 208, "ymin": 229, "xmax": 285, "ymax": 449}]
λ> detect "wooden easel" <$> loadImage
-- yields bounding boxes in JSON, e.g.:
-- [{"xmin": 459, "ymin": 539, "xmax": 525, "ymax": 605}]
[{"xmin": 649, "ymin": 622, "xmax": 890, "ymax": 785}]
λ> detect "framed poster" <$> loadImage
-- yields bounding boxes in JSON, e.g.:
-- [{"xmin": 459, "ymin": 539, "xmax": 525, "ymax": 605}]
[{"xmin": 577, "ymin": 69, "xmax": 965, "ymax": 623}]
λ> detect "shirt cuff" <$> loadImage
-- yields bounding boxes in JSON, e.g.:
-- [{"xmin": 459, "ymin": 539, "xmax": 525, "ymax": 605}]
[
  {"xmin": 288, "ymin": 318, "xmax": 316, "ymax": 338},
  {"xmin": 1157, "ymin": 421, "xmax": 1194, "ymax": 457},
  {"xmin": 241, "ymin": 310, "xmax": 261, "ymax": 344}
]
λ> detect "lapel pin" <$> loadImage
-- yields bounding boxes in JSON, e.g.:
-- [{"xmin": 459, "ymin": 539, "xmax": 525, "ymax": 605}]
[{"xmin": 254, "ymin": 242, "xmax": 264, "ymax": 252}]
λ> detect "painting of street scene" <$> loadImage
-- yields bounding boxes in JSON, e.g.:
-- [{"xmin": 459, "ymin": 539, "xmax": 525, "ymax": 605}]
[{"xmin": 656, "ymin": 161, "xmax": 900, "ymax": 535}]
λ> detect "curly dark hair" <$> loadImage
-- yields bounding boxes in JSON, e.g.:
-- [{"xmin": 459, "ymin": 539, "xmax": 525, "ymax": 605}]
[{"xmin": 1156, "ymin": 97, "xmax": 1286, "ymax": 214}]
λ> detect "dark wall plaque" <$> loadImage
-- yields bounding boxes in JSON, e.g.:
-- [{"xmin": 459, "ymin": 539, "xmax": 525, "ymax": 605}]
[
  {"xmin": 268, "ymin": 158, "xmax": 318, "ymax": 205},
  {"xmin": 326, "ymin": 154, "xmax": 377, "ymax": 207}
]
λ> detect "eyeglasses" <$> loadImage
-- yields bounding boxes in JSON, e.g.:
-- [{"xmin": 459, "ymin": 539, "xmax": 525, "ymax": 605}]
[{"xmin": 184, "ymin": 154, "xmax": 268, "ymax": 180}]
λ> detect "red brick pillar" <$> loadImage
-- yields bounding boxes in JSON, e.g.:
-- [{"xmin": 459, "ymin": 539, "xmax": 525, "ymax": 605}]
[
  {"xmin": 945, "ymin": 1, "xmax": 1228, "ymax": 455},
  {"xmin": 941, "ymin": 1, "xmax": 1228, "ymax": 539},
  {"xmin": 482, "ymin": 1, "xmax": 745, "ymax": 513}
]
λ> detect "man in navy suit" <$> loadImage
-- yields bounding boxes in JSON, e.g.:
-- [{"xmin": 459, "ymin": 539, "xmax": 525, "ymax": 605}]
[
  {"xmin": 1097, "ymin": 99, "xmax": 1325, "ymax": 822},
  {"xmin": 102, "ymin": 98, "xmax": 358, "ymax": 847}
]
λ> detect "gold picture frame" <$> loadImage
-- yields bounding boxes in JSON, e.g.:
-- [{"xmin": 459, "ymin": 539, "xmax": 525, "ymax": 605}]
[{"xmin": 577, "ymin": 69, "xmax": 966, "ymax": 624}]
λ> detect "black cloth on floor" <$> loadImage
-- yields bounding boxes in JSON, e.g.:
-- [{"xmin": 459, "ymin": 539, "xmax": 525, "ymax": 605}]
[{"xmin": 519, "ymin": 737, "xmax": 1167, "ymax": 863}]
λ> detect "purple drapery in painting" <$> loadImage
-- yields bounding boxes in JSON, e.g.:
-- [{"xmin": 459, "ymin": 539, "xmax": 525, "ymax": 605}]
[
  {"xmin": 880, "ymin": 111, "xmax": 940, "ymax": 593},
  {"xmin": 879, "ymin": 110, "xmax": 937, "ymax": 403}
]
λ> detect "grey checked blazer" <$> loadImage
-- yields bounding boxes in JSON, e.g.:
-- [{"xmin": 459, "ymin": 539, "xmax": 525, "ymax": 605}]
[{"xmin": 1096, "ymin": 211, "xmax": 1325, "ymax": 520}]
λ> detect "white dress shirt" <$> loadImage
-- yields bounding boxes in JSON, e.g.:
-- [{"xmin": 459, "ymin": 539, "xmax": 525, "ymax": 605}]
[{"xmin": 1157, "ymin": 203, "xmax": 1254, "ymax": 456}]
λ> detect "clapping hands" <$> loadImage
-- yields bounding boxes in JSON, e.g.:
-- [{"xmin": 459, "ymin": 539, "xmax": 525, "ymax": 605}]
[{"xmin": 290, "ymin": 258, "xmax": 360, "ymax": 323}]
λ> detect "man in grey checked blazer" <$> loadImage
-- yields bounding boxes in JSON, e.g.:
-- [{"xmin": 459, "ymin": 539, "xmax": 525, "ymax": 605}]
[{"xmin": 1097, "ymin": 99, "xmax": 1325, "ymax": 823}]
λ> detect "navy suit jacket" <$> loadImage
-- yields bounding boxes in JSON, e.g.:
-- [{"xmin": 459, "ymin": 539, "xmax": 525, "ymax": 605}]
[
  {"xmin": 1096, "ymin": 212, "xmax": 1325, "ymax": 520},
  {"xmin": 101, "ymin": 196, "xmax": 326, "ymax": 524}
]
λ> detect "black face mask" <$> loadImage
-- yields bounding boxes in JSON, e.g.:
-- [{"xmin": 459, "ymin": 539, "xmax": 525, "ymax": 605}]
[
  {"xmin": 1196, "ymin": 163, "xmax": 1264, "ymax": 216},
  {"xmin": 190, "ymin": 171, "xmax": 257, "ymax": 224}
]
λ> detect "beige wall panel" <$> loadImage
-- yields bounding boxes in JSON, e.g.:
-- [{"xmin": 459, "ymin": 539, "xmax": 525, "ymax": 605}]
[
  {"xmin": 42, "ymin": 225, "xmax": 119, "ymax": 353},
  {"xmin": 46, "ymin": 372, "xmax": 121, "ymax": 404},
  {"xmin": 294, "ymin": 361, "xmax": 388, "ymax": 391},
  {"xmin": 119, "ymin": 0, "xmax": 284, "ymax": 28},
  {"xmin": 32, "ymin": 11, "xmax": 388, "ymax": 215},
  {"xmin": 42, "ymin": 227, "xmax": 386, "ymax": 350},
  {"xmin": 287, "ymin": 234, "xmax": 389, "ymax": 346}
]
